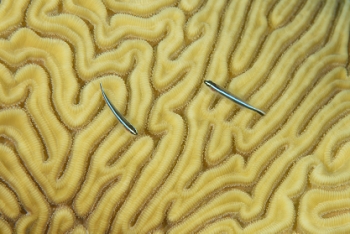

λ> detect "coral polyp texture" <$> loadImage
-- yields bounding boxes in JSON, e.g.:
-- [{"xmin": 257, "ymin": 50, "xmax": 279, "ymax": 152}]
[{"xmin": 0, "ymin": 0, "xmax": 350, "ymax": 233}]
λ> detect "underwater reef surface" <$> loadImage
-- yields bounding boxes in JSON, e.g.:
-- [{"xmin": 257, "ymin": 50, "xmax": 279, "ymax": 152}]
[{"xmin": 0, "ymin": 0, "xmax": 350, "ymax": 233}]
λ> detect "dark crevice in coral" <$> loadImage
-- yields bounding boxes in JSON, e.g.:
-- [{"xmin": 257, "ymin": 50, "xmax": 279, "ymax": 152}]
[
  {"xmin": 0, "ymin": 178, "xmax": 22, "ymax": 229},
  {"xmin": 330, "ymin": 136, "xmax": 350, "ymax": 160},
  {"xmin": 242, "ymin": 0, "xmax": 325, "ymax": 128},
  {"xmin": 0, "ymin": 140, "xmax": 51, "ymax": 233},
  {"xmin": 207, "ymin": 0, "xmax": 254, "ymax": 111},
  {"xmin": 297, "ymin": 88, "xmax": 340, "ymax": 136},
  {"xmin": 70, "ymin": 123, "xmax": 116, "ymax": 209},
  {"xmin": 219, "ymin": 1, "xmax": 332, "ymax": 158},
  {"xmin": 106, "ymin": 145, "xmax": 156, "ymax": 233},
  {"xmin": 234, "ymin": 0, "xmax": 279, "ymax": 77},
  {"xmin": 128, "ymin": 111, "xmax": 189, "ymax": 228},
  {"xmin": 280, "ymin": 0, "xmax": 307, "ymax": 27},
  {"xmin": 170, "ymin": 144, "xmax": 287, "ymax": 229},
  {"xmin": 227, "ymin": 0, "xmax": 255, "ymax": 77}
]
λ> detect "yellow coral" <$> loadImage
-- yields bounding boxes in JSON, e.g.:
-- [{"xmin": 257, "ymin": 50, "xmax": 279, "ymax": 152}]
[{"xmin": 0, "ymin": 0, "xmax": 349, "ymax": 233}]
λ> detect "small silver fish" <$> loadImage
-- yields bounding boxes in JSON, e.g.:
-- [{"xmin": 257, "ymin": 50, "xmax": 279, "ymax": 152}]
[
  {"xmin": 204, "ymin": 80, "xmax": 265, "ymax": 116},
  {"xmin": 100, "ymin": 83, "xmax": 138, "ymax": 135}
]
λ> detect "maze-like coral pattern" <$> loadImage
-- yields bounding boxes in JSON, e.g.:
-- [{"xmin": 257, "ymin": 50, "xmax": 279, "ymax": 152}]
[{"xmin": 0, "ymin": 0, "xmax": 350, "ymax": 233}]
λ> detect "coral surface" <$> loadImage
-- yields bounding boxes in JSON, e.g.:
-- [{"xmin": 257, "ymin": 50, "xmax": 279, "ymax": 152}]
[{"xmin": 0, "ymin": 0, "xmax": 350, "ymax": 233}]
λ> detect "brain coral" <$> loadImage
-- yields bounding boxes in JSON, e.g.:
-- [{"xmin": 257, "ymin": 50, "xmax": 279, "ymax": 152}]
[{"xmin": 0, "ymin": 0, "xmax": 350, "ymax": 233}]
